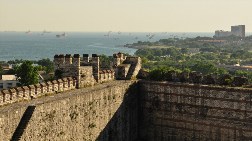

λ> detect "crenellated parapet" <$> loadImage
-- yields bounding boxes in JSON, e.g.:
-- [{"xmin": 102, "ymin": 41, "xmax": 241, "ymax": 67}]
[
  {"xmin": 54, "ymin": 53, "xmax": 120, "ymax": 87},
  {"xmin": 54, "ymin": 52, "xmax": 142, "ymax": 84},
  {"xmin": 54, "ymin": 53, "xmax": 101, "ymax": 68},
  {"xmin": 0, "ymin": 77, "xmax": 76, "ymax": 107},
  {"xmin": 54, "ymin": 54, "xmax": 80, "ymax": 68},
  {"xmin": 113, "ymin": 52, "xmax": 127, "ymax": 67},
  {"xmin": 0, "ymin": 52, "xmax": 142, "ymax": 107},
  {"xmin": 99, "ymin": 69, "xmax": 115, "ymax": 83},
  {"xmin": 113, "ymin": 52, "xmax": 142, "ymax": 80}
]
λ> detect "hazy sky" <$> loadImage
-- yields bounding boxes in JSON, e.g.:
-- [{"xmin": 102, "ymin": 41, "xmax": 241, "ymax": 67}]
[{"xmin": 0, "ymin": 0, "xmax": 251, "ymax": 32}]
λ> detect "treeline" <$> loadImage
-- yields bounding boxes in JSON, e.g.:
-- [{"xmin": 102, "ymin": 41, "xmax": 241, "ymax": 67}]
[
  {"xmin": 134, "ymin": 44, "xmax": 252, "ymax": 69},
  {"xmin": 136, "ymin": 47, "xmax": 252, "ymax": 63},
  {"xmin": 0, "ymin": 59, "xmax": 54, "ymax": 86},
  {"xmin": 0, "ymin": 60, "xmax": 43, "ymax": 86},
  {"xmin": 1, "ymin": 58, "xmax": 54, "ymax": 74},
  {"xmin": 133, "ymin": 36, "xmax": 252, "ymax": 86},
  {"xmin": 128, "ymin": 35, "xmax": 252, "ymax": 48},
  {"xmin": 145, "ymin": 66, "xmax": 252, "ymax": 87}
]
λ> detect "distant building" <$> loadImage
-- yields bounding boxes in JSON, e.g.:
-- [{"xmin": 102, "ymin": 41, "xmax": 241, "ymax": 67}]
[
  {"xmin": 0, "ymin": 63, "xmax": 12, "ymax": 71},
  {"xmin": 214, "ymin": 30, "xmax": 232, "ymax": 38},
  {"xmin": 231, "ymin": 25, "xmax": 245, "ymax": 37},
  {"xmin": 0, "ymin": 75, "xmax": 19, "ymax": 90},
  {"xmin": 0, "ymin": 72, "xmax": 53, "ymax": 90},
  {"xmin": 214, "ymin": 25, "xmax": 245, "ymax": 38}
]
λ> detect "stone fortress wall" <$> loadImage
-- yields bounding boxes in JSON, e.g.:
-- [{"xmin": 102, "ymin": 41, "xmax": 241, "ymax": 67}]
[
  {"xmin": 139, "ymin": 81, "xmax": 252, "ymax": 141},
  {"xmin": 113, "ymin": 52, "xmax": 141, "ymax": 80},
  {"xmin": 1, "ymin": 79, "xmax": 252, "ymax": 141},
  {"xmin": 0, "ymin": 77, "xmax": 76, "ymax": 106},
  {"xmin": 0, "ymin": 52, "xmax": 141, "ymax": 141},
  {"xmin": 0, "ymin": 80, "xmax": 139, "ymax": 141},
  {"xmin": 1, "ymin": 52, "xmax": 252, "ymax": 141},
  {"xmin": 0, "ymin": 52, "xmax": 141, "ymax": 107}
]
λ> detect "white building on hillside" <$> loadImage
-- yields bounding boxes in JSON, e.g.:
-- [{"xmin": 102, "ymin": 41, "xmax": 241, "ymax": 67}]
[{"xmin": 0, "ymin": 75, "xmax": 20, "ymax": 90}]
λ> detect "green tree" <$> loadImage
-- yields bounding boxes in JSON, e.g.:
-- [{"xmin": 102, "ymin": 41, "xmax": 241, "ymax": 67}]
[
  {"xmin": 235, "ymin": 70, "xmax": 252, "ymax": 82},
  {"xmin": 135, "ymin": 49, "xmax": 151, "ymax": 57},
  {"xmin": 148, "ymin": 67, "xmax": 167, "ymax": 81},
  {"xmin": 153, "ymin": 49, "xmax": 162, "ymax": 56},
  {"xmin": 180, "ymin": 48, "xmax": 188, "ymax": 54},
  {"xmin": 54, "ymin": 69, "xmax": 63, "ymax": 79},
  {"xmin": 37, "ymin": 58, "xmax": 54, "ymax": 73},
  {"xmin": 7, "ymin": 59, "xmax": 25, "ymax": 64},
  {"xmin": 141, "ymin": 57, "xmax": 148, "ymax": 64},
  {"xmin": 191, "ymin": 61, "xmax": 218, "ymax": 75},
  {"xmin": 216, "ymin": 68, "xmax": 228, "ymax": 75},
  {"xmin": 16, "ymin": 61, "xmax": 39, "ymax": 86},
  {"xmin": 99, "ymin": 54, "xmax": 113, "ymax": 69},
  {"xmin": 148, "ymin": 67, "xmax": 182, "ymax": 81},
  {"xmin": 147, "ymin": 54, "xmax": 154, "ymax": 60}
]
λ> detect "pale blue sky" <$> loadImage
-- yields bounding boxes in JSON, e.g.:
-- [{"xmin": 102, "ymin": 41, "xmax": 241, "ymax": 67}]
[{"xmin": 0, "ymin": 0, "xmax": 251, "ymax": 32}]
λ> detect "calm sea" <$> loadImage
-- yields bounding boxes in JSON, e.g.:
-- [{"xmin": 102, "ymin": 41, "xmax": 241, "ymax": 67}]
[{"xmin": 0, "ymin": 32, "xmax": 215, "ymax": 61}]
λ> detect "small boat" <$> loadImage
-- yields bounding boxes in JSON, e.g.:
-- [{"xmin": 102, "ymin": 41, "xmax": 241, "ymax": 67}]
[{"xmin": 56, "ymin": 32, "xmax": 67, "ymax": 38}]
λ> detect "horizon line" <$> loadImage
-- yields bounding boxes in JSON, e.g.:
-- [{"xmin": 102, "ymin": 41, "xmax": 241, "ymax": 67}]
[{"xmin": 1, "ymin": 31, "xmax": 252, "ymax": 35}]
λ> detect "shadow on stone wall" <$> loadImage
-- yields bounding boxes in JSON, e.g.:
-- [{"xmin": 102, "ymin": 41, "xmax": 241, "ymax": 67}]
[
  {"xmin": 11, "ymin": 106, "xmax": 36, "ymax": 141},
  {"xmin": 95, "ymin": 82, "xmax": 139, "ymax": 141}
]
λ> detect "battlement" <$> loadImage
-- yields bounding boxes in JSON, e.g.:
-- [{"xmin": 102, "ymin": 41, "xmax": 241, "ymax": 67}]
[
  {"xmin": 0, "ymin": 52, "xmax": 142, "ymax": 107},
  {"xmin": 0, "ymin": 77, "xmax": 76, "ymax": 107},
  {"xmin": 0, "ymin": 68, "xmax": 115, "ymax": 107},
  {"xmin": 54, "ymin": 54, "xmax": 80, "ymax": 67},
  {"xmin": 54, "ymin": 54, "xmax": 100, "ymax": 88},
  {"xmin": 54, "ymin": 52, "xmax": 142, "ymax": 86},
  {"xmin": 54, "ymin": 54, "xmax": 100, "ymax": 67},
  {"xmin": 0, "ymin": 52, "xmax": 143, "ymax": 108},
  {"xmin": 113, "ymin": 53, "xmax": 142, "ymax": 80},
  {"xmin": 113, "ymin": 52, "xmax": 127, "ymax": 67},
  {"xmin": 99, "ymin": 69, "xmax": 115, "ymax": 83}
]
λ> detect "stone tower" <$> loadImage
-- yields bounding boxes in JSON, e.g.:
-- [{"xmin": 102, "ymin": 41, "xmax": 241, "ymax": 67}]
[
  {"xmin": 65, "ymin": 54, "xmax": 72, "ymax": 65},
  {"xmin": 91, "ymin": 54, "xmax": 100, "ymax": 81},
  {"xmin": 54, "ymin": 54, "xmax": 65, "ymax": 69},
  {"xmin": 113, "ymin": 52, "xmax": 126, "ymax": 67},
  {"xmin": 73, "ymin": 54, "xmax": 80, "ymax": 88}
]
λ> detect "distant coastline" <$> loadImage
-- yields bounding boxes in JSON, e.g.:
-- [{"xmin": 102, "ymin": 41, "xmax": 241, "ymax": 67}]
[
  {"xmin": 1, "ymin": 32, "xmax": 251, "ymax": 61},
  {"xmin": 0, "ymin": 32, "xmax": 212, "ymax": 61}
]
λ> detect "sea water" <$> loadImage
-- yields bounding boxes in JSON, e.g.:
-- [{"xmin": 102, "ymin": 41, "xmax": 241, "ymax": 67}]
[{"xmin": 0, "ymin": 32, "xmax": 214, "ymax": 61}]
